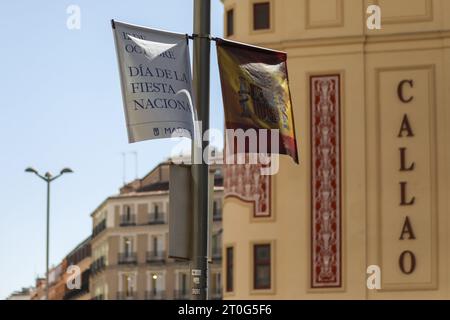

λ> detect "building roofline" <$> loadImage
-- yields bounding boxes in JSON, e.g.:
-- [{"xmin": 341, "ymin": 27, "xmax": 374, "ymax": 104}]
[
  {"xmin": 139, "ymin": 160, "xmax": 171, "ymax": 182},
  {"xmin": 89, "ymin": 186, "xmax": 224, "ymax": 217},
  {"xmin": 89, "ymin": 190, "xmax": 170, "ymax": 217},
  {"xmin": 65, "ymin": 235, "xmax": 92, "ymax": 258},
  {"xmin": 89, "ymin": 153, "xmax": 224, "ymax": 217},
  {"xmin": 89, "ymin": 197, "xmax": 109, "ymax": 217}
]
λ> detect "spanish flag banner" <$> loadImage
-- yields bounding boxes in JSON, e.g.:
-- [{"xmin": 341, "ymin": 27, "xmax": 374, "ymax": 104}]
[{"xmin": 216, "ymin": 38, "xmax": 299, "ymax": 164}]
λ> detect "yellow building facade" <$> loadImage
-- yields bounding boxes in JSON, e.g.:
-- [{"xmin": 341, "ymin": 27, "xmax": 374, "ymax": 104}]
[{"xmin": 221, "ymin": 0, "xmax": 450, "ymax": 299}]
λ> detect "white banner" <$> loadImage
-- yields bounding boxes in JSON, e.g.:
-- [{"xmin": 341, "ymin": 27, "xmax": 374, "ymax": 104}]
[{"xmin": 112, "ymin": 20, "xmax": 194, "ymax": 142}]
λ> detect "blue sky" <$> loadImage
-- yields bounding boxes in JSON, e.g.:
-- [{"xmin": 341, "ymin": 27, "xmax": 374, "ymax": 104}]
[{"xmin": 0, "ymin": 0, "xmax": 224, "ymax": 299}]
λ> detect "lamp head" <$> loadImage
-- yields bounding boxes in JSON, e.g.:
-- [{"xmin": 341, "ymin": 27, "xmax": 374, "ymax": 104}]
[
  {"xmin": 60, "ymin": 168, "xmax": 73, "ymax": 175},
  {"xmin": 25, "ymin": 167, "xmax": 38, "ymax": 175}
]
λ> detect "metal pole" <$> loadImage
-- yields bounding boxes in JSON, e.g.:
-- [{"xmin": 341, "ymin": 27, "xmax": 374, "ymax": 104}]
[
  {"xmin": 45, "ymin": 179, "xmax": 50, "ymax": 300},
  {"xmin": 25, "ymin": 167, "xmax": 72, "ymax": 300},
  {"xmin": 191, "ymin": 0, "xmax": 211, "ymax": 300}
]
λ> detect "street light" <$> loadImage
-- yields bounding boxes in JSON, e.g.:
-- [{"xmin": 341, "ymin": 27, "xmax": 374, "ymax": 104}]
[{"xmin": 25, "ymin": 166, "xmax": 73, "ymax": 300}]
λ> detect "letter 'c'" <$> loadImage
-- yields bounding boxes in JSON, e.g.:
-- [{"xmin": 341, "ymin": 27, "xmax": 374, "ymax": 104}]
[{"xmin": 398, "ymin": 80, "xmax": 414, "ymax": 103}]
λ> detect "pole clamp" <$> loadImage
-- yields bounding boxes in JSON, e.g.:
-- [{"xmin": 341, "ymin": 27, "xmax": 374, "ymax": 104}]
[{"xmin": 189, "ymin": 33, "xmax": 218, "ymax": 41}]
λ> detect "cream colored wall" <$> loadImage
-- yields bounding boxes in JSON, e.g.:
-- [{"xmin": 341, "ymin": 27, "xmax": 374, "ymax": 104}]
[
  {"xmin": 222, "ymin": 0, "xmax": 450, "ymax": 299},
  {"xmin": 365, "ymin": 47, "xmax": 449, "ymax": 298},
  {"xmin": 445, "ymin": 24, "xmax": 450, "ymax": 302},
  {"xmin": 224, "ymin": 0, "xmax": 450, "ymax": 45}
]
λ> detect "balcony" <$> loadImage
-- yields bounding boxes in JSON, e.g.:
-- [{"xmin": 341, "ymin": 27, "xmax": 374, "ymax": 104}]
[
  {"xmin": 148, "ymin": 212, "xmax": 166, "ymax": 225},
  {"xmin": 146, "ymin": 251, "xmax": 166, "ymax": 263},
  {"xmin": 173, "ymin": 290, "xmax": 190, "ymax": 300},
  {"xmin": 116, "ymin": 291, "xmax": 136, "ymax": 300},
  {"xmin": 92, "ymin": 219, "xmax": 106, "ymax": 238},
  {"xmin": 120, "ymin": 214, "xmax": 136, "ymax": 227},
  {"xmin": 145, "ymin": 290, "xmax": 166, "ymax": 300},
  {"xmin": 118, "ymin": 252, "xmax": 137, "ymax": 265},
  {"xmin": 90, "ymin": 256, "xmax": 106, "ymax": 275}
]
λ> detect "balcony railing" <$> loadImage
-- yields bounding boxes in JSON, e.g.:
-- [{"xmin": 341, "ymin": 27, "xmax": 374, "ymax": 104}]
[
  {"xmin": 116, "ymin": 291, "xmax": 136, "ymax": 300},
  {"xmin": 145, "ymin": 290, "xmax": 166, "ymax": 300},
  {"xmin": 148, "ymin": 212, "xmax": 166, "ymax": 225},
  {"xmin": 120, "ymin": 214, "xmax": 136, "ymax": 226},
  {"xmin": 173, "ymin": 290, "xmax": 190, "ymax": 300},
  {"xmin": 92, "ymin": 219, "xmax": 106, "ymax": 238},
  {"xmin": 146, "ymin": 251, "xmax": 166, "ymax": 263},
  {"xmin": 118, "ymin": 252, "xmax": 137, "ymax": 265},
  {"xmin": 90, "ymin": 256, "xmax": 106, "ymax": 275}
]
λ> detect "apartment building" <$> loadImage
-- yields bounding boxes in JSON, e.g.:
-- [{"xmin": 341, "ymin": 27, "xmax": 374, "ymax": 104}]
[
  {"xmin": 28, "ymin": 259, "xmax": 67, "ymax": 300},
  {"xmin": 36, "ymin": 237, "xmax": 92, "ymax": 300},
  {"xmin": 90, "ymin": 158, "xmax": 223, "ymax": 300},
  {"xmin": 221, "ymin": 0, "xmax": 450, "ymax": 299},
  {"xmin": 63, "ymin": 237, "xmax": 91, "ymax": 300}
]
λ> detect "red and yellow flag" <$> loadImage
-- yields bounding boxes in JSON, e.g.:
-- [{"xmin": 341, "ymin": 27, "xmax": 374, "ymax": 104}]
[{"xmin": 216, "ymin": 38, "xmax": 299, "ymax": 164}]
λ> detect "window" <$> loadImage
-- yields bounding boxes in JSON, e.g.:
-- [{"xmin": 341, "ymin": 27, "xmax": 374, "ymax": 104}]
[
  {"xmin": 152, "ymin": 236, "xmax": 158, "ymax": 253},
  {"xmin": 253, "ymin": 2, "xmax": 270, "ymax": 31},
  {"xmin": 210, "ymin": 272, "xmax": 222, "ymax": 298},
  {"xmin": 174, "ymin": 272, "xmax": 189, "ymax": 299},
  {"xmin": 225, "ymin": 247, "xmax": 234, "ymax": 292},
  {"xmin": 253, "ymin": 244, "xmax": 271, "ymax": 290},
  {"xmin": 122, "ymin": 274, "xmax": 135, "ymax": 297},
  {"xmin": 212, "ymin": 272, "xmax": 221, "ymax": 291},
  {"xmin": 213, "ymin": 200, "xmax": 222, "ymax": 221},
  {"xmin": 147, "ymin": 272, "xmax": 165, "ymax": 299},
  {"xmin": 150, "ymin": 203, "xmax": 165, "ymax": 224},
  {"xmin": 94, "ymin": 286, "xmax": 104, "ymax": 300},
  {"xmin": 151, "ymin": 273, "xmax": 164, "ymax": 294},
  {"xmin": 226, "ymin": 9, "xmax": 234, "ymax": 37},
  {"xmin": 151, "ymin": 274, "xmax": 157, "ymax": 294},
  {"xmin": 124, "ymin": 237, "xmax": 133, "ymax": 255},
  {"xmin": 154, "ymin": 204, "xmax": 159, "ymax": 220},
  {"xmin": 180, "ymin": 273, "xmax": 188, "ymax": 294},
  {"xmin": 212, "ymin": 234, "xmax": 218, "ymax": 250},
  {"xmin": 212, "ymin": 232, "xmax": 222, "ymax": 259},
  {"xmin": 120, "ymin": 205, "xmax": 136, "ymax": 226}
]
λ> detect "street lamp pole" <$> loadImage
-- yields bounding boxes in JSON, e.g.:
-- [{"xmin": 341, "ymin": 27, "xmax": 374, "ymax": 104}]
[
  {"xmin": 45, "ymin": 177, "xmax": 50, "ymax": 301},
  {"xmin": 191, "ymin": 0, "xmax": 211, "ymax": 300},
  {"xmin": 25, "ymin": 167, "xmax": 73, "ymax": 300}
]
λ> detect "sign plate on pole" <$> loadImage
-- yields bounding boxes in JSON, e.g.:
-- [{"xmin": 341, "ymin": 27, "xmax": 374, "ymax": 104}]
[{"xmin": 168, "ymin": 164, "xmax": 192, "ymax": 260}]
